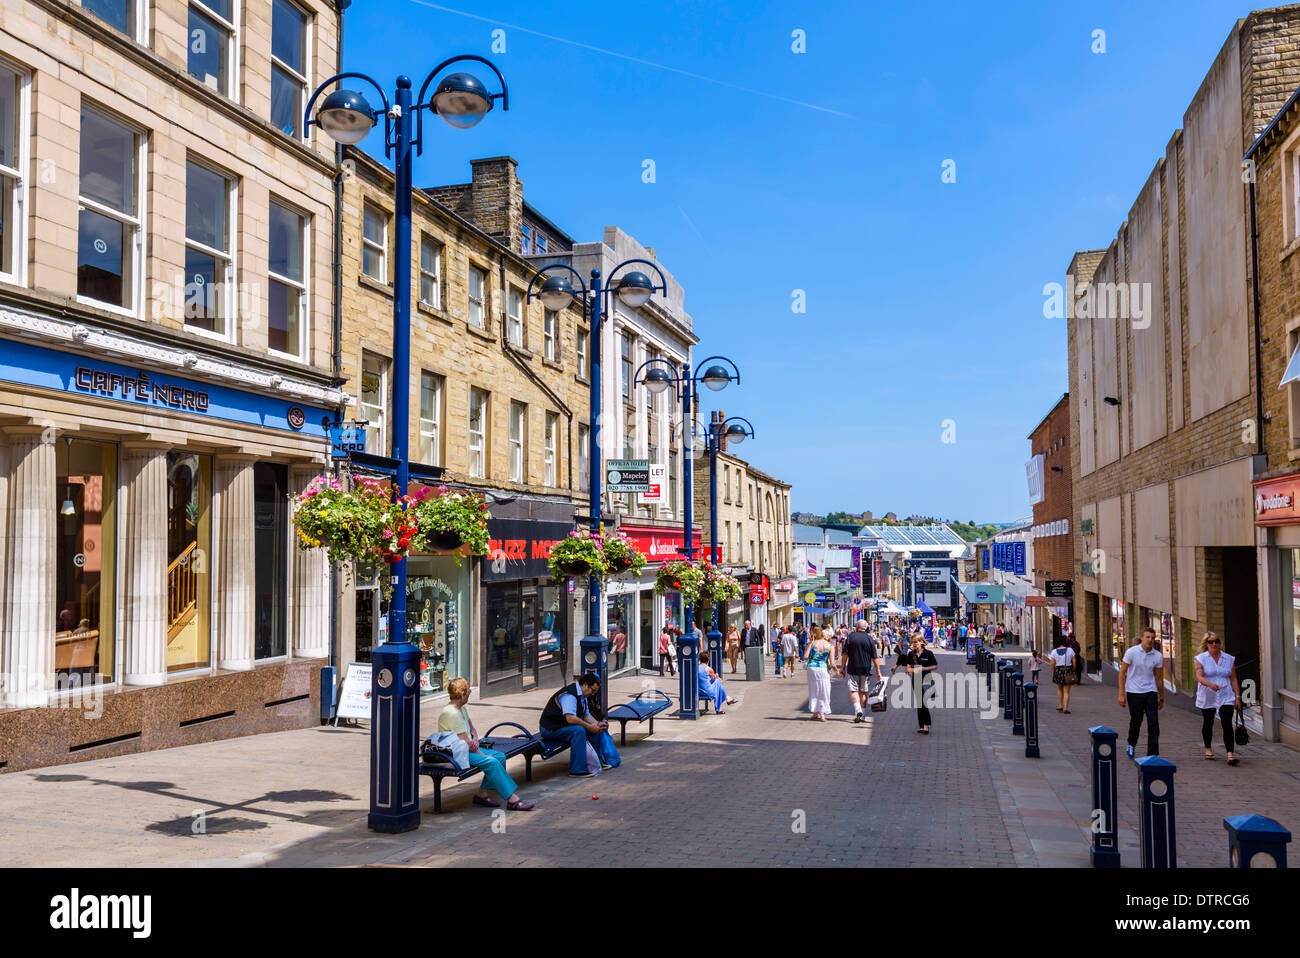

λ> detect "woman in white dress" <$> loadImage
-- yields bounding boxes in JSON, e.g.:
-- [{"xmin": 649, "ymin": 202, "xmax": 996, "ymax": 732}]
[
  {"xmin": 805, "ymin": 625, "xmax": 839, "ymax": 721},
  {"xmin": 1194, "ymin": 631, "xmax": 1242, "ymax": 765}
]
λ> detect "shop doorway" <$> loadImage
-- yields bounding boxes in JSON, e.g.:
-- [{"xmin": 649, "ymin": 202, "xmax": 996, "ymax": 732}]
[
  {"xmin": 639, "ymin": 591, "xmax": 655, "ymax": 671},
  {"xmin": 521, "ymin": 590, "xmax": 538, "ymax": 690},
  {"xmin": 1221, "ymin": 546, "xmax": 1259, "ymax": 697},
  {"xmin": 253, "ymin": 462, "xmax": 287, "ymax": 659}
]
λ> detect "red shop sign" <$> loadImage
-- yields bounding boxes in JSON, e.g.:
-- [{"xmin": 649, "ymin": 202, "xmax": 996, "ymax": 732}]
[
  {"xmin": 619, "ymin": 523, "xmax": 703, "ymax": 563},
  {"xmin": 1253, "ymin": 474, "xmax": 1300, "ymax": 526}
]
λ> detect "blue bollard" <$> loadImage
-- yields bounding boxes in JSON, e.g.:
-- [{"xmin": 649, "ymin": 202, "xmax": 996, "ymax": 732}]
[
  {"xmin": 1002, "ymin": 662, "xmax": 1014, "ymax": 720},
  {"xmin": 1224, "ymin": 814, "xmax": 1291, "ymax": 868},
  {"xmin": 1089, "ymin": 725, "xmax": 1120, "ymax": 867},
  {"xmin": 579, "ymin": 635, "xmax": 610, "ymax": 718},
  {"xmin": 706, "ymin": 629, "xmax": 724, "ymax": 683},
  {"xmin": 1012, "ymin": 671, "xmax": 1024, "ymax": 735},
  {"xmin": 677, "ymin": 632, "xmax": 699, "ymax": 719},
  {"xmin": 1024, "ymin": 682, "xmax": 1040, "ymax": 758},
  {"xmin": 1137, "ymin": 756, "xmax": 1177, "ymax": 868},
  {"xmin": 368, "ymin": 639, "xmax": 421, "ymax": 833},
  {"xmin": 997, "ymin": 660, "xmax": 1007, "ymax": 712}
]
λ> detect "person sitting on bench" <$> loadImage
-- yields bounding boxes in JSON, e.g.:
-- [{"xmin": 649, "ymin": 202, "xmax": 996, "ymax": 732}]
[
  {"xmin": 439, "ymin": 678, "xmax": 535, "ymax": 810},
  {"xmin": 698, "ymin": 652, "xmax": 738, "ymax": 714},
  {"xmin": 538, "ymin": 673, "xmax": 621, "ymax": 776}
]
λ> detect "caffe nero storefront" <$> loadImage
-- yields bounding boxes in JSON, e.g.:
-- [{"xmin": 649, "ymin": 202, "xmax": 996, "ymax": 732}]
[{"xmin": 481, "ymin": 497, "xmax": 574, "ymax": 696}]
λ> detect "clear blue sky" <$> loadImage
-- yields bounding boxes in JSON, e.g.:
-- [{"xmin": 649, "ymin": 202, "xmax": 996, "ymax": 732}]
[{"xmin": 344, "ymin": 0, "xmax": 1264, "ymax": 522}]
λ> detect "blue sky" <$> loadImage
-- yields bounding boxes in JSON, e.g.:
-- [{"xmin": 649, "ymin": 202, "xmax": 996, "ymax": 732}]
[{"xmin": 344, "ymin": 0, "xmax": 1262, "ymax": 522}]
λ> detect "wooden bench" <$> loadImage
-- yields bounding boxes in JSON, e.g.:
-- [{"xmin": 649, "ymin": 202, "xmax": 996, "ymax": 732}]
[{"xmin": 605, "ymin": 690, "xmax": 672, "ymax": 744}]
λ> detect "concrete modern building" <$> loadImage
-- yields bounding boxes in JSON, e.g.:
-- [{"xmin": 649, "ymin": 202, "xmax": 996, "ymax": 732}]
[
  {"xmin": 0, "ymin": 0, "xmax": 344, "ymax": 770},
  {"xmin": 1066, "ymin": 7, "xmax": 1300, "ymax": 716}
]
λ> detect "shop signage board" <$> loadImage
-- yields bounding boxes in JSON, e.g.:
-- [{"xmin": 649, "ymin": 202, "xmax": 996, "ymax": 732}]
[
  {"xmin": 606, "ymin": 458, "xmax": 650, "ymax": 493},
  {"xmin": 917, "ymin": 568, "xmax": 944, "ymax": 580},
  {"xmin": 1253, "ymin": 474, "xmax": 1300, "ymax": 526},
  {"xmin": 481, "ymin": 517, "xmax": 575, "ymax": 582},
  {"xmin": 639, "ymin": 464, "xmax": 666, "ymax": 504},
  {"xmin": 0, "ymin": 337, "xmax": 332, "ymax": 437},
  {"xmin": 1046, "ymin": 580, "xmax": 1073, "ymax": 598},
  {"xmin": 618, "ymin": 523, "xmax": 702, "ymax": 562},
  {"xmin": 1025, "ymin": 595, "xmax": 1049, "ymax": 608},
  {"xmin": 335, "ymin": 663, "xmax": 373, "ymax": 722},
  {"xmin": 330, "ymin": 423, "xmax": 367, "ymax": 458}
]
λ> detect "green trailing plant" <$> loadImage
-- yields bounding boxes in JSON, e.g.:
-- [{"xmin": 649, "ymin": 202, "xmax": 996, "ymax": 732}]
[
  {"xmin": 599, "ymin": 531, "xmax": 646, "ymax": 578},
  {"xmin": 547, "ymin": 529, "xmax": 607, "ymax": 580}
]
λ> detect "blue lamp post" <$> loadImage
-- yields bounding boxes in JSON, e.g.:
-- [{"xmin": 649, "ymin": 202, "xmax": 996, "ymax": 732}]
[
  {"xmin": 634, "ymin": 356, "xmax": 741, "ymax": 717},
  {"xmin": 524, "ymin": 260, "xmax": 669, "ymax": 703},
  {"xmin": 704, "ymin": 416, "xmax": 754, "ymax": 628},
  {"xmin": 304, "ymin": 57, "xmax": 508, "ymax": 833}
]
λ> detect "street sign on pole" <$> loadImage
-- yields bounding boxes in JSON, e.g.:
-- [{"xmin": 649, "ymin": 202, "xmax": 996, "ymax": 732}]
[{"xmin": 607, "ymin": 458, "xmax": 650, "ymax": 493}]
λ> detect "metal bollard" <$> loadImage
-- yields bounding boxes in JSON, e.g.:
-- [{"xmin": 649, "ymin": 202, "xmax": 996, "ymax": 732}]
[
  {"xmin": 580, "ymin": 635, "xmax": 610, "ymax": 718},
  {"xmin": 1089, "ymin": 725, "xmax": 1120, "ymax": 867},
  {"xmin": 1012, "ymin": 671, "xmax": 1024, "ymax": 735},
  {"xmin": 1137, "ymin": 756, "xmax": 1177, "ymax": 868},
  {"xmin": 706, "ymin": 629, "xmax": 724, "ymax": 683},
  {"xmin": 1002, "ymin": 662, "xmax": 1014, "ymax": 720},
  {"xmin": 1224, "ymin": 814, "xmax": 1291, "ymax": 868},
  {"xmin": 997, "ymin": 660, "xmax": 1008, "ymax": 712},
  {"xmin": 1024, "ymin": 682, "xmax": 1040, "ymax": 758},
  {"xmin": 676, "ymin": 633, "xmax": 699, "ymax": 720}
]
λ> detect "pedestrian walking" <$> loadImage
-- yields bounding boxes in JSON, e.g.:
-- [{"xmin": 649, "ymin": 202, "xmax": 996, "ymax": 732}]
[
  {"xmin": 902, "ymin": 632, "xmax": 939, "ymax": 733},
  {"xmin": 1049, "ymin": 634, "xmax": 1075, "ymax": 713},
  {"xmin": 1026, "ymin": 648, "xmax": 1043, "ymax": 687},
  {"xmin": 1068, "ymin": 632, "xmax": 1083, "ymax": 683},
  {"xmin": 781, "ymin": 626, "xmax": 799, "ymax": 677},
  {"xmin": 843, "ymin": 619, "xmax": 883, "ymax": 723},
  {"xmin": 658, "ymin": 625, "xmax": 675, "ymax": 676},
  {"xmin": 1194, "ymin": 631, "xmax": 1241, "ymax": 765},
  {"xmin": 797, "ymin": 624, "xmax": 808, "ymax": 661},
  {"xmin": 773, "ymin": 624, "xmax": 784, "ymax": 676},
  {"xmin": 725, "ymin": 624, "xmax": 741, "ymax": 674},
  {"xmin": 1118, "ymin": 627, "xmax": 1165, "ymax": 759},
  {"xmin": 805, "ymin": 625, "xmax": 838, "ymax": 721}
]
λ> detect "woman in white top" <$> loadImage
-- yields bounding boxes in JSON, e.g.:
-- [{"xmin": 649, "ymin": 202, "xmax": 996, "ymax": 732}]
[
  {"xmin": 1049, "ymin": 636, "xmax": 1075, "ymax": 713},
  {"xmin": 1194, "ymin": 631, "xmax": 1241, "ymax": 765}
]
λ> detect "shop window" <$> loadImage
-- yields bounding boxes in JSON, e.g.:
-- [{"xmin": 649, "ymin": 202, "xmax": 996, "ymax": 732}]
[
  {"xmin": 486, "ymin": 583, "xmax": 522, "ymax": 682},
  {"xmin": 606, "ymin": 591, "xmax": 633, "ymax": 673},
  {"xmin": 268, "ymin": 199, "xmax": 307, "ymax": 356},
  {"xmin": 1288, "ymin": 549, "xmax": 1300, "ymax": 693},
  {"xmin": 0, "ymin": 61, "xmax": 28, "ymax": 285},
  {"xmin": 78, "ymin": 105, "xmax": 142, "ymax": 312},
  {"xmin": 166, "ymin": 452, "xmax": 212, "ymax": 671},
  {"xmin": 184, "ymin": 160, "xmax": 234, "ymax": 336},
  {"xmin": 538, "ymin": 585, "xmax": 566, "ymax": 673},
  {"xmin": 253, "ymin": 463, "xmax": 287, "ymax": 659},
  {"xmin": 270, "ymin": 0, "xmax": 309, "ymax": 138},
  {"xmin": 55, "ymin": 438, "xmax": 117, "ymax": 687},
  {"xmin": 1150, "ymin": 611, "xmax": 1176, "ymax": 691},
  {"xmin": 1108, "ymin": 597, "xmax": 1126, "ymax": 664},
  {"xmin": 407, "ymin": 555, "xmax": 469, "ymax": 694},
  {"xmin": 188, "ymin": 0, "xmax": 236, "ymax": 97}
]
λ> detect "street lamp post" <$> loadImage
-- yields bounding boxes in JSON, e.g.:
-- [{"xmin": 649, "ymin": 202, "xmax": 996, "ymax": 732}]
[
  {"xmin": 704, "ymin": 416, "xmax": 755, "ymax": 629},
  {"xmin": 525, "ymin": 260, "xmax": 667, "ymax": 713},
  {"xmin": 636, "ymin": 356, "xmax": 740, "ymax": 717},
  {"xmin": 305, "ymin": 57, "xmax": 508, "ymax": 833}
]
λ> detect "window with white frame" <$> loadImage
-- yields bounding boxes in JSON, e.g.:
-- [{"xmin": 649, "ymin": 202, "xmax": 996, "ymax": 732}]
[
  {"xmin": 82, "ymin": 0, "xmax": 140, "ymax": 39},
  {"xmin": 419, "ymin": 234, "xmax": 442, "ymax": 309},
  {"xmin": 419, "ymin": 371, "xmax": 443, "ymax": 466},
  {"xmin": 268, "ymin": 200, "xmax": 306, "ymax": 356},
  {"xmin": 362, "ymin": 203, "xmax": 387, "ymax": 281},
  {"xmin": 78, "ymin": 105, "xmax": 142, "ymax": 312},
  {"xmin": 508, "ymin": 287, "xmax": 524, "ymax": 347},
  {"xmin": 468, "ymin": 265, "xmax": 487, "ymax": 328},
  {"xmin": 620, "ymin": 332, "xmax": 633, "ymax": 401},
  {"xmin": 544, "ymin": 411, "xmax": 557, "ymax": 487},
  {"xmin": 544, "ymin": 309, "xmax": 557, "ymax": 361},
  {"xmin": 1284, "ymin": 327, "xmax": 1300, "ymax": 447},
  {"xmin": 509, "ymin": 401, "xmax": 526, "ymax": 482},
  {"xmin": 723, "ymin": 465, "xmax": 730, "ymax": 502},
  {"xmin": 521, "ymin": 224, "xmax": 531, "ymax": 254},
  {"xmin": 270, "ymin": 0, "xmax": 309, "ymax": 138},
  {"xmin": 577, "ymin": 327, "xmax": 589, "ymax": 378},
  {"xmin": 535, "ymin": 234, "xmax": 547, "ymax": 255},
  {"xmin": 184, "ymin": 160, "xmax": 234, "ymax": 335},
  {"xmin": 360, "ymin": 351, "xmax": 387, "ymax": 456},
  {"xmin": 578, "ymin": 423, "xmax": 590, "ymax": 490},
  {"xmin": 0, "ymin": 62, "xmax": 28, "ymax": 285},
  {"xmin": 188, "ymin": 0, "xmax": 236, "ymax": 97},
  {"xmin": 469, "ymin": 389, "xmax": 488, "ymax": 478}
]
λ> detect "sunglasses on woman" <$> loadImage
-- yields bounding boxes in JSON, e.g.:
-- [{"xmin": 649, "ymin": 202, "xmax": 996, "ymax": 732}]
[{"xmin": 1207, "ymin": 639, "xmax": 1220, "ymax": 645}]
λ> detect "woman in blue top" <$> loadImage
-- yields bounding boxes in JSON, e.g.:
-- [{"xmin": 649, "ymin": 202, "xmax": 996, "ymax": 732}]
[
  {"xmin": 805, "ymin": 626, "xmax": 839, "ymax": 721},
  {"xmin": 1194, "ymin": 632, "xmax": 1241, "ymax": 765}
]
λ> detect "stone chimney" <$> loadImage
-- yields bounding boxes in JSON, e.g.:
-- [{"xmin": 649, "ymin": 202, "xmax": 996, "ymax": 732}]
[
  {"xmin": 713, "ymin": 409, "xmax": 726, "ymax": 453},
  {"xmin": 426, "ymin": 156, "xmax": 523, "ymax": 248}
]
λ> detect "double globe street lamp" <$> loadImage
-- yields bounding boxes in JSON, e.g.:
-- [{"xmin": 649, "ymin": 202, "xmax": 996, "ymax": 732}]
[
  {"xmin": 634, "ymin": 356, "xmax": 741, "ymax": 718},
  {"xmin": 305, "ymin": 56, "xmax": 508, "ymax": 834},
  {"xmin": 524, "ymin": 261, "xmax": 667, "ymax": 717}
]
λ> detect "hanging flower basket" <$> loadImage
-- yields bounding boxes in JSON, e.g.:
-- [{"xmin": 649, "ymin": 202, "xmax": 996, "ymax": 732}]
[
  {"xmin": 408, "ymin": 485, "xmax": 490, "ymax": 557},
  {"xmin": 599, "ymin": 531, "xmax": 646, "ymax": 579},
  {"xmin": 654, "ymin": 559, "xmax": 706, "ymax": 605},
  {"xmin": 547, "ymin": 529, "xmax": 607, "ymax": 581},
  {"xmin": 697, "ymin": 561, "xmax": 741, "ymax": 605},
  {"xmin": 426, "ymin": 529, "xmax": 464, "ymax": 553}
]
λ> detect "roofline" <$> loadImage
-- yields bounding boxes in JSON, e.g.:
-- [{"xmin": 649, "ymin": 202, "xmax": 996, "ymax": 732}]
[
  {"xmin": 522, "ymin": 200, "xmax": 575, "ymax": 246},
  {"xmin": 1246, "ymin": 81, "xmax": 1300, "ymax": 160},
  {"xmin": 1027, "ymin": 392, "xmax": 1070, "ymax": 440}
]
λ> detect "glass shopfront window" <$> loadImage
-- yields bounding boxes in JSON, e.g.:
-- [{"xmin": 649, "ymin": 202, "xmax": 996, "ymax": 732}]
[
  {"xmin": 487, "ymin": 582, "xmax": 523, "ymax": 683},
  {"xmin": 664, "ymin": 592, "xmax": 682, "ymax": 633},
  {"xmin": 606, "ymin": 591, "xmax": 633, "ymax": 673},
  {"xmin": 166, "ymin": 452, "xmax": 211, "ymax": 672},
  {"xmin": 406, "ymin": 555, "xmax": 469, "ymax": 695},
  {"xmin": 55, "ymin": 438, "xmax": 117, "ymax": 686},
  {"xmin": 1108, "ymin": 598, "xmax": 1126, "ymax": 664},
  {"xmin": 1150, "ymin": 611, "xmax": 1176, "ymax": 691},
  {"xmin": 537, "ymin": 585, "xmax": 566, "ymax": 673},
  {"xmin": 1287, "ymin": 549, "xmax": 1300, "ymax": 693}
]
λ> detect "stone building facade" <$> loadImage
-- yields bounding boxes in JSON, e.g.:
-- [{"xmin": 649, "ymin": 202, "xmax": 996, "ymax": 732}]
[
  {"xmin": 0, "ymin": 0, "xmax": 344, "ymax": 770},
  {"xmin": 1028, "ymin": 393, "xmax": 1073, "ymax": 650},
  {"xmin": 1067, "ymin": 8, "xmax": 1300, "ymax": 717}
]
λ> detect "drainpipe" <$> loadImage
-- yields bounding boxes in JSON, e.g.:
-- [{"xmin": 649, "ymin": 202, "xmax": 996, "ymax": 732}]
[{"xmin": 1249, "ymin": 177, "xmax": 1266, "ymax": 461}]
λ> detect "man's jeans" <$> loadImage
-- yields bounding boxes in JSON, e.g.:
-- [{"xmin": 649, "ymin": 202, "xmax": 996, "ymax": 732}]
[
  {"xmin": 540, "ymin": 724, "xmax": 622, "ymax": 774},
  {"xmin": 1126, "ymin": 691, "xmax": 1160, "ymax": 756},
  {"xmin": 774, "ymin": 650, "xmax": 784, "ymax": 675}
]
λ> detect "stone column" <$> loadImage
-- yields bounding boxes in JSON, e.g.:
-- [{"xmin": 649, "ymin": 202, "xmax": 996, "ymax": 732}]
[
  {"xmin": 290, "ymin": 465, "xmax": 329, "ymax": 659},
  {"xmin": 1, "ymin": 428, "xmax": 56, "ymax": 707},
  {"xmin": 214, "ymin": 456, "xmax": 256, "ymax": 670},
  {"xmin": 122, "ymin": 443, "xmax": 169, "ymax": 686}
]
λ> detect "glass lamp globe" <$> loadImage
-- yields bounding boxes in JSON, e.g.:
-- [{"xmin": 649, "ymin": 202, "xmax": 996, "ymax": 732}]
[
  {"xmin": 432, "ymin": 73, "xmax": 493, "ymax": 129},
  {"xmin": 615, "ymin": 271, "xmax": 654, "ymax": 308}
]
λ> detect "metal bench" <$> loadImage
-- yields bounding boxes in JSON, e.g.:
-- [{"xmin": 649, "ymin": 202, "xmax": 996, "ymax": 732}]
[
  {"xmin": 418, "ymin": 721, "xmax": 542, "ymax": 813},
  {"xmin": 606, "ymin": 690, "xmax": 673, "ymax": 744}
]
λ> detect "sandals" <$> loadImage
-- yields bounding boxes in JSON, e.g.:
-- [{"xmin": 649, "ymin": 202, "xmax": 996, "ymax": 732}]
[
  {"xmin": 1227, "ymin": 757, "xmax": 1240, "ymax": 767},
  {"xmin": 472, "ymin": 795, "xmax": 501, "ymax": 808},
  {"xmin": 507, "ymin": 798, "xmax": 536, "ymax": 811},
  {"xmin": 1205, "ymin": 752, "xmax": 1216, "ymax": 761}
]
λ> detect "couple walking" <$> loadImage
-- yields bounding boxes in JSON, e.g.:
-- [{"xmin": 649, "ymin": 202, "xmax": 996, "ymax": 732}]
[{"xmin": 805, "ymin": 619, "xmax": 888, "ymax": 723}]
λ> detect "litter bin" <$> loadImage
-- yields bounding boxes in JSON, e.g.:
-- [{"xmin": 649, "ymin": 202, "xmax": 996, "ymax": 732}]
[{"xmin": 745, "ymin": 645, "xmax": 765, "ymax": 682}]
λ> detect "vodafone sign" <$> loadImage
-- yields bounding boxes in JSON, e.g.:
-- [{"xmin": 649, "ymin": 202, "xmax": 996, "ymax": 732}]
[{"xmin": 1253, "ymin": 474, "xmax": 1300, "ymax": 526}]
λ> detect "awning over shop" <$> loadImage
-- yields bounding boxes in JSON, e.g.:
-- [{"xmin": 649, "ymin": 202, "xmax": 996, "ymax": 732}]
[{"xmin": 956, "ymin": 581, "xmax": 1005, "ymax": 604}]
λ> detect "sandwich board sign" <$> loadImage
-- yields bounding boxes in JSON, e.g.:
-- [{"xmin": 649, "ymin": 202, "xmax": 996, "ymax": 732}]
[{"xmin": 334, "ymin": 662, "xmax": 373, "ymax": 724}]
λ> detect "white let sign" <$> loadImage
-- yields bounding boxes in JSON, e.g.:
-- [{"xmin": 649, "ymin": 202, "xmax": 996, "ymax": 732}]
[{"xmin": 640, "ymin": 463, "xmax": 666, "ymax": 505}]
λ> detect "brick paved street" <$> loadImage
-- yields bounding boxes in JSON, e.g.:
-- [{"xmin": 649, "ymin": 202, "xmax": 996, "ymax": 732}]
[{"xmin": 2, "ymin": 648, "xmax": 1298, "ymax": 867}]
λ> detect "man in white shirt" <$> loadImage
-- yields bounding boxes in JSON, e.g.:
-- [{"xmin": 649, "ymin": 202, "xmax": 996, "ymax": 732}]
[{"xmin": 1118, "ymin": 627, "xmax": 1165, "ymax": 760}]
